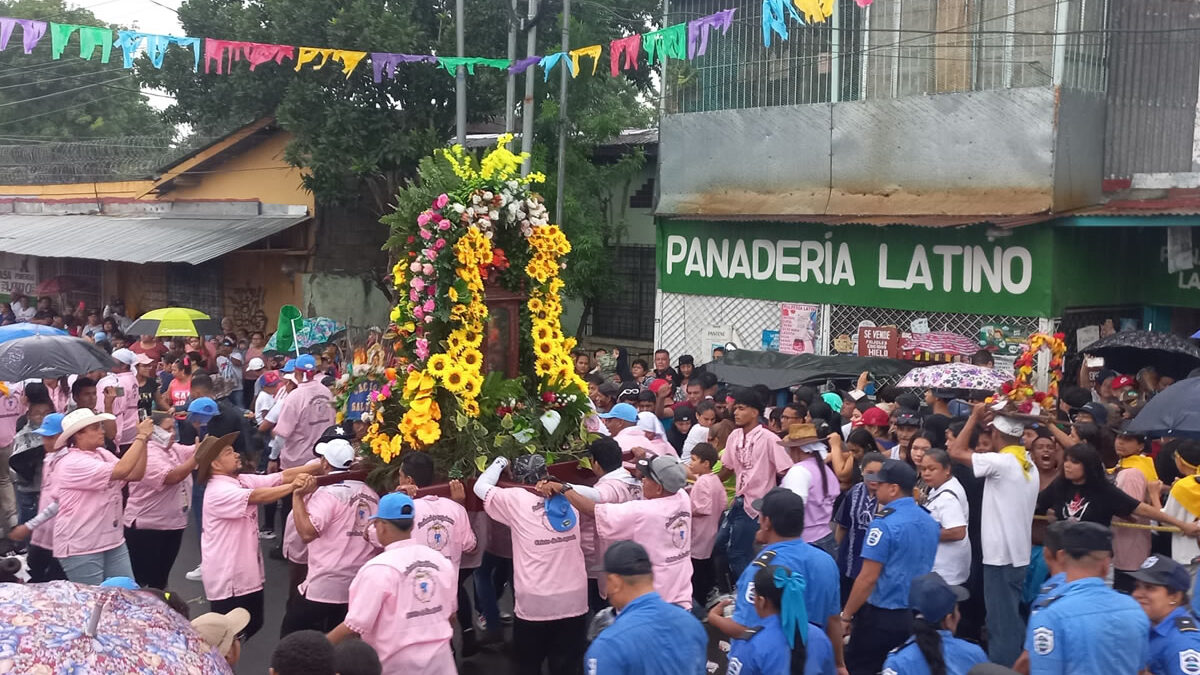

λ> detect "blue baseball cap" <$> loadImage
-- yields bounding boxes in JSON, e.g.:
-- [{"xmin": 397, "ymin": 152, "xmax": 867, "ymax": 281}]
[
  {"xmin": 371, "ymin": 492, "xmax": 415, "ymax": 521},
  {"xmin": 598, "ymin": 402, "xmax": 638, "ymax": 424},
  {"xmin": 100, "ymin": 576, "xmax": 140, "ymax": 590},
  {"xmin": 544, "ymin": 493, "xmax": 577, "ymax": 533},
  {"xmin": 33, "ymin": 413, "xmax": 64, "ymax": 437},
  {"xmin": 280, "ymin": 359, "xmax": 297, "ymax": 373},
  {"xmin": 909, "ymin": 572, "xmax": 968, "ymax": 622},
  {"xmin": 186, "ymin": 397, "xmax": 219, "ymax": 418},
  {"xmin": 93, "ymin": 331, "xmax": 108, "ymax": 342},
  {"xmin": 294, "ymin": 354, "xmax": 318, "ymax": 372}
]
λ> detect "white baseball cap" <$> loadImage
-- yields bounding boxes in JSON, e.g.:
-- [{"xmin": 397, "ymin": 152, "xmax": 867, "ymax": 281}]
[
  {"xmin": 314, "ymin": 438, "xmax": 356, "ymax": 470},
  {"xmin": 111, "ymin": 348, "xmax": 152, "ymax": 367},
  {"xmin": 245, "ymin": 357, "xmax": 265, "ymax": 372}
]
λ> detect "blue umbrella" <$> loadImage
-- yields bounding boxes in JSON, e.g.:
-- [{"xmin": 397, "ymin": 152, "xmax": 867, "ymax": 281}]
[
  {"xmin": 1192, "ymin": 329, "xmax": 1200, "ymax": 339},
  {"xmin": 1127, "ymin": 376, "xmax": 1200, "ymax": 439},
  {"xmin": 0, "ymin": 322, "xmax": 68, "ymax": 343}
]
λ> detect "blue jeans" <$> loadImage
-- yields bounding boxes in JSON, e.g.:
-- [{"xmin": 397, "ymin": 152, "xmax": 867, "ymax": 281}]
[
  {"xmin": 473, "ymin": 552, "xmax": 512, "ymax": 630},
  {"xmin": 191, "ymin": 474, "xmax": 205, "ymax": 534},
  {"xmin": 60, "ymin": 542, "xmax": 134, "ymax": 586},
  {"xmin": 983, "ymin": 563, "xmax": 1027, "ymax": 666},
  {"xmin": 15, "ymin": 490, "xmax": 38, "ymax": 525},
  {"xmin": 721, "ymin": 497, "xmax": 760, "ymax": 583}
]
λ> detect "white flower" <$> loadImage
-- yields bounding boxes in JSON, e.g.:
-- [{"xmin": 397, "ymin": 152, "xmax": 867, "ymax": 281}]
[
  {"xmin": 489, "ymin": 210, "xmax": 499, "ymax": 220},
  {"xmin": 506, "ymin": 180, "xmax": 520, "ymax": 191},
  {"xmin": 482, "ymin": 191, "xmax": 493, "ymax": 201},
  {"xmin": 452, "ymin": 204, "xmax": 466, "ymax": 214},
  {"xmin": 484, "ymin": 230, "xmax": 494, "ymax": 239}
]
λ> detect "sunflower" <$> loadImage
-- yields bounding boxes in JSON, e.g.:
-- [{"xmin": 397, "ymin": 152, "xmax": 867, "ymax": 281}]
[
  {"xmin": 533, "ymin": 324, "xmax": 552, "ymax": 341},
  {"xmin": 427, "ymin": 354, "xmax": 451, "ymax": 377},
  {"xmin": 527, "ymin": 297, "xmax": 544, "ymax": 313},
  {"xmin": 535, "ymin": 340, "xmax": 555, "ymax": 357},
  {"xmin": 460, "ymin": 375, "xmax": 482, "ymax": 398},
  {"xmin": 444, "ymin": 367, "xmax": 467, "ymax": 392},
  {"xmin": 461, "ymin": 329, "xmax": 482, "ymax": 347},
  {"xmin": 535, "ymin": 356, "xmax": 555, "ymax": 374},
  {"xmin": 460, "ymin": 349, "xmax": 482, "ymax": 370},
  {"xmin": 462, "ymin": 400, "xmax": 481, "ymax": 417}
]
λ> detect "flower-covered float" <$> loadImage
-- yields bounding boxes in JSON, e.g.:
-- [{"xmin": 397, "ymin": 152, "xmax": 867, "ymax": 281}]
[
  {"xmin": 986, "ymin": 332, "xmax": 1068, "ymax": 416},
  {"xmin": 342, "ymin": 137, "xmax": 596, "ymax": 486}
]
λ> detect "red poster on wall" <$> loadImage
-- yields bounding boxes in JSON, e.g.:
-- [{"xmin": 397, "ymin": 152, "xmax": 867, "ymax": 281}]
[{"xmin": 857, "ymin": 326, "xmax": 899, "ymax": 358}]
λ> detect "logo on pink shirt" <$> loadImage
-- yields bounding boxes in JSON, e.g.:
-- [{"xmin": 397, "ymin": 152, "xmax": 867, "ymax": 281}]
[
  {"xmin": 668, "ymin": 513, "xmax": 691, "ymax": 550},
  {"xmin": 413, "ymin": 570, "xmax": 436, "ymax": 603}
]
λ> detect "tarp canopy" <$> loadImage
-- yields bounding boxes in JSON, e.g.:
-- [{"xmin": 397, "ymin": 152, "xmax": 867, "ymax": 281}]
[{"xmin": 703, "ymin": 349, "xmax": 916, "ymax": 390}]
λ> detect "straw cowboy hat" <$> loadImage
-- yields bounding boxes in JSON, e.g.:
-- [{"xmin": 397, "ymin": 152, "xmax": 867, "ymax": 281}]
[
  {"xmin": 194, "ymin": 432, "xmax": 242, "ymax": 484},
  {"xmin": 55, "ymin": 408, "xmax": 116, "ymax": 449}
]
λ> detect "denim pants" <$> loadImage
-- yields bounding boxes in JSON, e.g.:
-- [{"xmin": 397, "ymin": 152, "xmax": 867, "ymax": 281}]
[
  {"xmin": 720, "ymin": 497, "xmax": 760, "ymax": 583},
  {"xmin": 983, "ymin": 563, "xmax": 1028, "ymax": 666},
  {"xmin": 60, "ymin": 542, "xmax": 134, "ymax": 585},
  {"xmin": 15, "ymin": 490, "xmax": 38, "ymax": 525},
  {"xmin": 473, "ymin": 552, "xmax": 513, "ymax": 629}
]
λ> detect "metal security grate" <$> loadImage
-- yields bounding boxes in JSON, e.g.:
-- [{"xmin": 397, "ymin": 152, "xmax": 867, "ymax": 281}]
[
  {"xmin": 589, "ymin": 246, "xmax": 658, "ymax": 342},
  {"xmin": 657, "ymin": 292, "xmax": 826, "ymax": 362},
  {"xmin": 827, "ymin": 303, "xmax": 1039, "ymax": 353}
]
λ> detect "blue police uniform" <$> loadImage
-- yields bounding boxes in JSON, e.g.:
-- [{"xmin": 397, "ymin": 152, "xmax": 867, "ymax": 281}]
[
  {"xmin": 584, "ymin": 591, "xmax": 707, "ymax": 675},
  {"xmin": 1024, "ymin": 577, "xmax": 1149, "ymax": 675},
  {"xmin": 1147, "ymin": 607, "xmax": 1200, "ymax": 675},
  {"xmin": 845, "ymin": 496, "xmax": 940, "ymax": 675},
  {"xmin": 732, "ymin": 538, "xmax": 840, "ymax": 629},
  {"xmin": 727, "ymin": 616, "xmax": 836, "ymax": 675},
  {"xmin": 1031, "ymin": 571, "xmax": 1067, "ymax": 612},
  {"xmin": 881, "ymin": 630, "xmax": 988, "ymax": 675}
]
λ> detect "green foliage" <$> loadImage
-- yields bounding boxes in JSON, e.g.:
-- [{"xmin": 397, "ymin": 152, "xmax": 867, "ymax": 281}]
[{"xmin": 0, "ymin": 0, "xmax": 173, "ymax": 140}]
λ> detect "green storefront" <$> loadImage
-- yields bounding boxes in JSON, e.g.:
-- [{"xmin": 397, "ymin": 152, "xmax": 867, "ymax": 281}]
[{"xmin": 654, "ymin": 219, "xmax": 1200, "ymax": 356}]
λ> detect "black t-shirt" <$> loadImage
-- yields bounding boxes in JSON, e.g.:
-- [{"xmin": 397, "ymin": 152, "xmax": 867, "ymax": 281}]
[
  {"xmin": 1036, "ymin": 478, "xmax": 1140, "ymax": 526},
  {"xmin": 138, "ymin": 379, "xmax": 158, "ymax": 416}
]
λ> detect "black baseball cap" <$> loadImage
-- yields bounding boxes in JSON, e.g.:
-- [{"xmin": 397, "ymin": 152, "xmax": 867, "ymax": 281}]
[
  {"xmin": 894, "ymin": 411, "xmax": 922, "ymax": 428},
  {"xmin": 1128, "ymin": 555, "xmax": 1191, "ymax": 592},
  {"xmin": 751, "ymin": 487, "xmax": 806, "ymax": 535},
  {"xmin": 863, "ymin": 458, "xmax": 918, "ymax": 492},
  {"xmin": 1073, "ymin": 401, "xmax": 1109, "ymax": 425},
  {"xmin": 604, "ymin": 540, "xmax": 653, "ymax": 576},
  {"xmin": 1059, "ymin": 520, "xmax": 1112, "ymax": 554},
  {"xmin": 1116, "ymin": 420, "xmax": 1146, "ymax": 441},
  {"xmin": 674, "ymin": 407, "xmax": 696, "ymax": 423},
  {"xmin": 678, "ymin": 355, "xmax": 694, "ymax": 366}
]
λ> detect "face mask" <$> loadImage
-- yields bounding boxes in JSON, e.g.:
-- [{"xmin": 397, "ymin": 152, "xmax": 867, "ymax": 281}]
[{"xmin": 151, "ymin": 426, "xmax": 173, "ymax": 446}]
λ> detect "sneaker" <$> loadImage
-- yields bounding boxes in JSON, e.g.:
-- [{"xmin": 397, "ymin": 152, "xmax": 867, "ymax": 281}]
[
  {"xmin": 258, "ymin": 529, "xmax": 277, "ymax": 540},
  {"xmin": 185, "ymin": 565, "xmax": 202, "ymax": 582},
  {"xmin": 499, "ymin": 609, "xmax": 514, "ymax": 624}
]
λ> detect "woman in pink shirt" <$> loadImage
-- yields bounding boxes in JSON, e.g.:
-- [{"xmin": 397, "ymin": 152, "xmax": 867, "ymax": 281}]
[
  {"xmin": 123, "ymin": 412, "xmax": 197, "ymax": 590},
  {"xmin": 196, "ymin": 431, "xmax": 323, "ymax": 641},
  {"xmin": 52, "ymin": 409, "xmax": 153, "ymax": 585}
]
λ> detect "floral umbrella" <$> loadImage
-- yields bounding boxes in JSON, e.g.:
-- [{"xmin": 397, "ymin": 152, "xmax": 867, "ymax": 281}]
[
  {"xmin": 265, "ymin": 317, "xmax": 346, "ymax": 352},
  {"xmin": 897, "ymin": 361, "xmax": 1012, "ymax": 391},
  {"xmin": 0, "ymin": 580, "xmax": 232, "ymax": 673}
]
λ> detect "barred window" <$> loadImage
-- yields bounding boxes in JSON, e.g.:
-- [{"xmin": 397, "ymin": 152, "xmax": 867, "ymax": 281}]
[{"xmin": 589, "ymin": 245, "xmax": 656, "ymax": 342}]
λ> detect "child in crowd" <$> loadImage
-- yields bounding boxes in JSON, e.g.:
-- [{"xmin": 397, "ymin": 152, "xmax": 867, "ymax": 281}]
[{"xmin": 687, "ymin": 443, "xmax": 727, "ymax": 612}]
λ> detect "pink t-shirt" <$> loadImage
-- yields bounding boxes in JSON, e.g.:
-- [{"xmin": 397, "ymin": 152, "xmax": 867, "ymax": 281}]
[
  {"xmin": 345, "ymin": 539, "xmax": 457, "ymax": 675},
  {"xmin": 272, "ymin": 380, "xmax": 335, "ymax": 469},
  {"xmin": 167, "ymin": 379, "xmax": 190, "ymax": 409},
  {"xmin": 299, "ymin": 480, "xmax": 381, "ymax": 604},
  {"xmin": 0, "ymin": 383, "xmax": 27, "ymax": 447},
  {"xmin": 483, "ymin": 486, "xmax": 588, "ymax": 621},
  {"xmin": 796, "ymin": 456, "xmax": 839, "ymax": 543},
  {"xmin": 721, "ymin": 425, "xmax": 793, "ymax": 518},
  {"xmin": 283, "ymin": 511, "xmax": 307, "ymax": 564},
  {"xmin": 53, "ymin": 447, "xmax": 125, "ymax": 558},
  {"xmin": 97, "ymin": 371, "xmax": 140, "ymax": 446},
  {"xmin": 580, "ymin": 469, "xmax": 642, "ymax": 579},
  {"xmin": 413, "ymin": 495, "xmax": 477, "ymax": 571},
  {"xmin": 595, "ymin": 489, "xmax": 694, "ymax": 608},
  {"xmin": 201, "ymin": 472, "xmax": 282, "ymax": 600},
  {"xmin": 45, "ymin": 383, "xmax": 70, "ymax": 413},
  {"xmin": 123, "ymin": 440, "xmax": 194, "ymax": 531},
  {"xmin": 30, "ymin": 450, "xmax": 67, "ymax": 550},
  {"xmin": 612, "ymin": 426, "xmax": 653, "ymax": 458},
  {"xmin": 688, "ymin": 472, "xmax": 728, "ymax": 559}
]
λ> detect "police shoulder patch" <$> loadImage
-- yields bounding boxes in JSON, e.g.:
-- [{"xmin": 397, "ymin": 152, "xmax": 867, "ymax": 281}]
[
  {"xmin": 1032, "ymin": 626, "xmax": 1054, "ymax": 655},
  {"xmin": 878, "ymin": 507, "xmax": 896, "ymax": 518},
  {"xmin": 866, "ymin": 527, "xmax": 883, "ymax": 547},
  {"xmin": 752, "ymin": 550, "xmax": 778, "ymax": 568},
  {"xmin": 1180, "ymin": 648, "xmax": 1200, "ymax": 675},
  {"xmin": 882, "ymin": 669, "xmax": 898, "ymax": 675},
  {"xmin": 1034, "ymin": 593, "xmax": 1063, "ymax": 611},
  {"xmin": 1178, "ymin": 615, "xmax": 1200, "ymax": 633}
]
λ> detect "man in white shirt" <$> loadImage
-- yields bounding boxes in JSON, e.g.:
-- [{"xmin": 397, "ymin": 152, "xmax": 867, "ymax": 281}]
[
  {"xmin": 919, "ymin": 448, "xmax": 970, "ymax": 586},
  {"xmin": 948, "ymin": 404, "xmax": 1038, "ymax": 667}
]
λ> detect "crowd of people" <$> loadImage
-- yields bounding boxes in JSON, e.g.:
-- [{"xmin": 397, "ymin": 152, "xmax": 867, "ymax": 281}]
[{"xmin": 2, "ymin": 299, "xmax": 1200, "ymax": 675}]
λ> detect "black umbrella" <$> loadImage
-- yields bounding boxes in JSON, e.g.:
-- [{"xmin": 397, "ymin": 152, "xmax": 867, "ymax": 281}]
[
  {"xmin": 0, "ymin": 335, "xmax": 116, "ymax": 381},
  {"xmin": 1127, "ymin": 376, "xmax": 1200, "ymax": 439},
  {"xmin": 1082, "ymin": 330, "xmax": 1200, "ymax": 379}
]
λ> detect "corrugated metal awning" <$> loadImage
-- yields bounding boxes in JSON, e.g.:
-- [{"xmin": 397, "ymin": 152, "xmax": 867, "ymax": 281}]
[{"xmin": 0, "ymin": 213, "xmax": 309, "ymax": 265}]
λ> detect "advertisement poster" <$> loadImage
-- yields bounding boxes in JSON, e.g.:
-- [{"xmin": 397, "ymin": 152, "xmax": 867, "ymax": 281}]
[
  {"xmin": 858, "ymin": 326, "xmax": 900, "ymax": 358},
  {"xmin": 779, "ymin": 302, "xmax": 819, "ymax": 355},
  {"xmin": 0, "ymin": 254, "xmax": 37, "ymax": 300},
  {"xmin": 701, "ymin": 325, "xmax": 731, "ymax": 360}
]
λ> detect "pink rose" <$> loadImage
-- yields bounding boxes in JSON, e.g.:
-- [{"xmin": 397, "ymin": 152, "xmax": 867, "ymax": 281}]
[
  {"xmin": 409, "ymin": 261, "xmax": 421, "ymax": 273},
  {"xmin": 422, "ymin": 263, "xmax": 434, "ymax": 276},
  {"xmin": 417, "ymin": 212, "xmax": 431, "ymax": 227},
  {"xmin": 437, "ymin": 221, "xmax": 452, "ymax": 231},
  {"xmin": 434, "ymin": 238, "xmax": 447, "ymax": 250},
  {"xmin": 409, "ymin": 288, "xmax": 420, "ymax": 303},
  {"xmin": 412, "ymin": 278, "xmax": 425, "ymax": 291},
  {"xmin": 424, "ymin": 315, "xmax": 434, "ymax": 324},
  {"xmin": 434, "ymin": 194, "xmax": 450, "ymax": 209},
  {"xmin": 420, "ymin": 229, "xmax": 432, "ymax": 240},
  {"xmin": 423, "ymin": 249, "xmax": 434, "ymax": 259},
  {"xmin": 422, "ymin": 298, "xmax": 435, "ymax": 313},
  {"xmin": 412, "ymin": 306, "xmax": 425, "ymax": 319},
  {"xmin": 415, "ymin": 338, "xmax": 429, "ymax": 360}
]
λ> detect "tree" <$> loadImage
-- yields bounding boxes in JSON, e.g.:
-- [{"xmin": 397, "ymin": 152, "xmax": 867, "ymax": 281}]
[{"xmin": 0, "ymin": 0, "xmax": 173, "ymax": 140}]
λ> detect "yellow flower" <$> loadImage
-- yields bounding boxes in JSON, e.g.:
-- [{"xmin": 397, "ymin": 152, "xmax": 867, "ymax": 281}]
[
  {"xmin": 444, "ymin": 367, "xmax": 467, "ymax": 392},
  {"xmin": 448, "ymin": 286, "xmax": 459, "ymax": 302},
  {"xmin": 527, "ymin": 297, "xmax": 544, "ymax": 313},
  {"xmin": 535, "ymin": 340, "xmax": 555, "ymax": 357},
  {"xmin": 460, "ymin": 349, "xmax": 482, "ymax": 370},
  {"xmin": 533, "ymin": 324, "xmax": 552, "ymax": 341},
  {"xmin": 463, "ymin": 400, "xmax": 480, "ymax": 417},
  {"xmin": 460, "ymin": 375, "xmax": 482, "ymax": 399},
  {"xmin": 535, "ymin": 356, "xmax": 554, "ymax": 374},
  {"xmin": 427, "ymin": 354, "xmax": 450, "ymax": 377},
  {"xmin": 416, "ymin": 421, "xmax": 441, "ymax": 445}
]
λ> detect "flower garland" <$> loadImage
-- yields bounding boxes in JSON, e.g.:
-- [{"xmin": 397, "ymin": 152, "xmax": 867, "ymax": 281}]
[
  {"xmin": 998, "ymin": 332, "xmax": 1067, "ymax": 413},
  {"xmin": 527, "ymin": 225, "xmax": 584, "ymax": 389}
]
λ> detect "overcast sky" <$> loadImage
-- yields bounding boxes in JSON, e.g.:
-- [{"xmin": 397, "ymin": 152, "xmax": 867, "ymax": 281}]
[{"xmin": 91, "ymin": 0, "xmax": 183, "ymax": 39}]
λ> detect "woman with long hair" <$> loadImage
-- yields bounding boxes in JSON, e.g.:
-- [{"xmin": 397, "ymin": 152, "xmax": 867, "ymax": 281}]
[
  {"xmin": 882, "ymin": 572, "xmax": 987, "ymax": 675},
  {"xmin": 1036, "ymin": 443, "xmax": 1200, "ymax": 534},
  {"xmin": 725, "ymin": 564, "xmax": 835, "ymax": 674}
]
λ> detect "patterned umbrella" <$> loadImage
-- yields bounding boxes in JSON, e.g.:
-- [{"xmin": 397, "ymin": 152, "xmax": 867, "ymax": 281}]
[
  {"xmin": 897, "ymin": 361, "xmax": 1012, "ymax": 390},
  {"xmin": 1083, "ymin": 330, "xmax": 1200, "ymax": 379},
  {"xmin": 265, "ymin": 317, "xmax": 346, "ymax": 352},
  {"xmin": 900, "ymin": 331, "xmax": 980, "ymax": 356},
  {"xmin": 0, "ymin": 581, "xmax": 232, "ymax": 673}
]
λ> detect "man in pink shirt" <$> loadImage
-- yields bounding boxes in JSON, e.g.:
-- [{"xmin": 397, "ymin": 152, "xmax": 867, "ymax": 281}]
[
  {"xmin": 554, "ymin": 437, "xmax": 641, "ymax": 606},
  {"xmin": 474, "ymin": 454, "xmax": 588, "ymax": 675},
  {"xmin": 686, "ymin": 442, "xmax": 727, "ymax": 610},
  {"xmin": 98, "ymin": 348, "xmax": 145, "ymax": 450},
  {"xmin": 281, "ymin": 437, "xmax": 380, "ymax": 636},
  {"xmin": 271, "ymin": 355, "xmax": 335, "ymax": 471},
  {"xmin": 599, "ymin": 403, "xmax": 654, "ymax": 460},
  {"xmin": 546, "ymin": 454, "xmax": 695, "ymax": 609},
  {"xmin": 717, "ymin": 388, "xmax": 792, "ymax": 580},
  {"xmin": 328, "ymin": 492, "xmax": 457, "ymax": 674},
  {"xmin": 197, "ymin": 431, "xmax": 323, "ymax": 640},
  {"xmin": 394, "ymin": 452, "xmax": 481, "ymax": 651}
]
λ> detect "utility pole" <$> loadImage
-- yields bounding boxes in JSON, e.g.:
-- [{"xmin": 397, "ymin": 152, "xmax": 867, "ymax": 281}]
[
  {"xmin": 455, "ymin": 0, "xmax": 467, "ymax": 146},
  {"xmin": 520, "ymin": 0, "xmax": 538, "ymax": 175},
  {"xmin": 554, "ymin": 0, "xmax": 570, "ymax": 226},
  {"xmin": 505, "ymin": 0, "xmax": 519, "ymax": 133}
]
